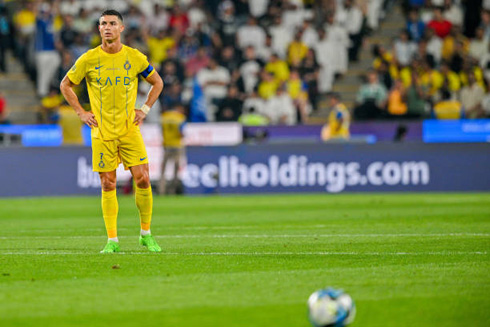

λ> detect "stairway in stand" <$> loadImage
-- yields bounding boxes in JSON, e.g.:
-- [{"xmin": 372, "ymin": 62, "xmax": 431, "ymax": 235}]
[
  {"xmin": 0, "ymin": 51, "xmax": 39, "ymax": 124},
  {"xmin": 309, "ymin": 2, "xmax": 406, "ymax": 124}
]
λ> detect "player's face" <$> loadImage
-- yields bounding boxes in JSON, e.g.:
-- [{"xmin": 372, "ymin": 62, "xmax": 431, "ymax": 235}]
[{"xmin": 99, "ymin": 15, "xmax": 124, "ymax": 42}]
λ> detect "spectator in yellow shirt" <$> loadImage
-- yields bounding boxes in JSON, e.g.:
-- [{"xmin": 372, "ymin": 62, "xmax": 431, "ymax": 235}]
[
  {"xmin": 419, "ymin": 61, "xmax": 443, "ymax": 96},
  {"xmin": 439, "ymin": 62, "xmax": 461, "ymax": 92},
  {"xmin": 265, "ymin": 53, "xmax": 290, "ymax": 83},
  {"xmin": 433, "ymin": 89, "xmax": 464, "ymax": 119},
  {"xmin": 287, "ymin": 70, "xmax": 309, "ymax": 123},
  {"xmin": 145, "ymin": 29, "xmax": 175, "ymax": 68},
  {"xmin": 441, "ymin": 25, "xmax": 469, "ymax": 61},
  {"xmin": 287, "ymin": 31, "xmax": 308, "ymax": 66},
  {"xmin": 387, "ymin": 79, "xmax": 408, "ymax": 116},
  {"xmin": 399, "ymin": 59, "xmax": 423, "ymax": 88},
  {"xmin": 258, "ymin": 71, "xmax": 278, "ymax": 99},
  {"xmin": 39, "ymin": 87, "xmax": 63, "ymax": 124},
  {"xmin": 459, "ymin": 61, "xmax": 485, "ymax": 89},
  {"xmin": 13, "ymin": 3, "xmax": 35, "ymax": 38},
  {"xmin": 372, "ymin": 44, "xmax": 395, "ymax": 69}
]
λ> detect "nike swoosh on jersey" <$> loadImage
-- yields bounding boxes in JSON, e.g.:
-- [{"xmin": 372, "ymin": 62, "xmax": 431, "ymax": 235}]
[
  {"xmin": 95, "ymin": 65, "xmax": 104, "ymax": 70},
  {"xmin": 140, "ymin": 157, "xmax": 147, "ymax": 161}
]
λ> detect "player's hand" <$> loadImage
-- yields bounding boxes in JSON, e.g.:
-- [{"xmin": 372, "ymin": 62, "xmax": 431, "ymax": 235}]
[
  {"xmin": 134, "ymin": 109, "xmax": 147, "ymax": 126},
  {"xmin": 79, "ymin": 111, "xmax": 98, "ymax": 127}
]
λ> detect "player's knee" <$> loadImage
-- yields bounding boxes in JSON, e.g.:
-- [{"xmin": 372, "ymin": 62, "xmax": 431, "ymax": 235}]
[
  {"xmin": 100, "ymin": 179, "xmax": 117, "ymax": 191},
  {"xmin": 134, "ymin": 172, "xmax": 150, "ymax": 189}
]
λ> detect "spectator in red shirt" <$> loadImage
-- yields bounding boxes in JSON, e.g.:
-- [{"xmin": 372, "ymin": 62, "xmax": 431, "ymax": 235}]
[
  {"xmin": 169, "ymin": 5, "xmax": 190, "ymax": 35},
  {"xmin": 185, "ymin": 47, "xmax": 210, "ymax": 77},
  {"xmin": 427, "ymin": 7, "xmax": 452, "ymax": 38},
  {"xmin": 0, "ymin": 92, "xmax": 9, "ymax": 124}
]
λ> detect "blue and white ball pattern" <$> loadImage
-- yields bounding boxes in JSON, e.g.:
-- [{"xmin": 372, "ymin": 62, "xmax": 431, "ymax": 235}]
[{"xmin": 307, "ymin": 288, "xmax": 356, "ymax": 327}]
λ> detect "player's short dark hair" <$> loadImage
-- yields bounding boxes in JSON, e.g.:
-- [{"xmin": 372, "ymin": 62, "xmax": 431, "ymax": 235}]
[{"xmin": 100, "ymin": 9, "xmax": 123, "ymax": 22}]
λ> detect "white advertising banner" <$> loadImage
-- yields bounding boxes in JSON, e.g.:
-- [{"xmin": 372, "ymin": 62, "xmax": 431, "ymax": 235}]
[{"xmin": 183, "ymin": 122, "xmax": 243, "ymax": 146}]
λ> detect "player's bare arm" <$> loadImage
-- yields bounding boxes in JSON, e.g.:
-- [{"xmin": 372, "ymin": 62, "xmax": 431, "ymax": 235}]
[
  {"xmin": 134, "ymin": 71, "xmax": 164, "ymax": 126},
  {"xmin": 60, "ymin": 76, "xmax": 98, "ymax": 127}
]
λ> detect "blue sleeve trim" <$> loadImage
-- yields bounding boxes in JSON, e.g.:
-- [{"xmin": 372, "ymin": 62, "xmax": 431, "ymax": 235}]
[
  {"xmin": 179, "ymin": 122, "xmax": 186, "ymax": 134},
  {"xmin": 140, "ymin": 65, "xmax": 154, "ymax": 78}
]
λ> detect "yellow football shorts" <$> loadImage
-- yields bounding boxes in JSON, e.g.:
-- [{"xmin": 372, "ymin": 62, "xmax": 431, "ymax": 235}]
[{"xmin": 91, "ymin": 128, "xmax": 149, "ymax": 172}]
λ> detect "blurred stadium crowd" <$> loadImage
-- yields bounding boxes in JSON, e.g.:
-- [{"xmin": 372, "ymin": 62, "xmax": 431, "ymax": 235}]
[
  {"xmin": 0, "ymin": 0, "xmax": 489, "ymax": 127},
  {"xmin": 360, "ymin": 0, "xmax": 490, "ymax": 120}
]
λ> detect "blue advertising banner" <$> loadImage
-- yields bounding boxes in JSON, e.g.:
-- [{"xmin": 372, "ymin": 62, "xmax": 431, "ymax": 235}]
[
  {"xmin": 423, "ymin": 119, "xmax": 490, "ymax": 143},
  {"xmin": 0, "ymin": 143, "xmax": 489, "ymax": 197},
  {"xmin": 0, "ymin": 147, "xmax": 100, "ymax": 197},
  {"xmin": 183, "ymin": 143, "xmax": 490, "ymax": 194}
]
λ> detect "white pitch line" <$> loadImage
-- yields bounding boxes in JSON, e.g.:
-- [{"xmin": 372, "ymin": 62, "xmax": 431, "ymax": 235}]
[
  {"xmin": 0, "ymin": 233, "xmax": 488, "ymax": 240},
  {"xmin": 0, "ymin": 251, "xmax": 487, "ymax": 256}
]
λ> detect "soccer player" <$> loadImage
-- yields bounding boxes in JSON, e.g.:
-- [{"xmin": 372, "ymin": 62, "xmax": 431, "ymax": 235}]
[
  {"xmin": 60, "ymin": 10, "xmax": 164, "ymax": 253},
  {"xmin": 321, "ymin": 92, "xmax": 350, "ymax": 141},
  {"xmin": 159, "ymin": 104, "xmax": 186, "ymax": 195}
]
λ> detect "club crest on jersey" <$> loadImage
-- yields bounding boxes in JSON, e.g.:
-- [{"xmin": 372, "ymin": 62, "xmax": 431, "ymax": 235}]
[{"xmin": 124, "ymin": 60, "xmax": 131, "ymax": 72}]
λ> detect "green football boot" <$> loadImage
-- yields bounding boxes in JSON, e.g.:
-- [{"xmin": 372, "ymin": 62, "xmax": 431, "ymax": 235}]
[
  {"xmin": 139, "ymin": 234, "xmax": 162, "ymax": 252},
  {"xmin": 100, "ymin": 240, "xmax": 120, "ymax": 253}
]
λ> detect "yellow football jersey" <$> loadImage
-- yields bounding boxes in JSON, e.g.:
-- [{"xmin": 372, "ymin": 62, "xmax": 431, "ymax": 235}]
[
  {"xmin": 66, "ymin": 45, "xmax": 154, "ymax": 140},
  {"xmin": 433, "ymin": 100, "xmax": 463, "ymax": 120},
  {"xmin": 327, "ymin": 103, "xmax": 350, "ymax": 139},
  {"xmin": 162, "ymin": 110, "xmax": 186, "ymax": 148}
]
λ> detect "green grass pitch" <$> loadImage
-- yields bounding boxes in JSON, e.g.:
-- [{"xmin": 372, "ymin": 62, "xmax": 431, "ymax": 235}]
[{"xmin": 0, "ymin": 193, "xmax": 489, "ymax": 327}]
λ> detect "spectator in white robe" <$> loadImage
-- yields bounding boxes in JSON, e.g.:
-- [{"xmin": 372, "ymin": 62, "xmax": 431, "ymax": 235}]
[
  {"xmin": 264, "ymin": 85, "xmax": 297, "ymax": 125},
  {"xmin": 393, "ymin": 29, "xmax": 418, "ymax": 67},
  {"xmin": 479, "ymin": 43, "xmax": 490, "ymax": 81},
  {"xmin": 145, "ymin": 3, "xmax": 170, "ymax": 35},
  {"xmin": 443, "ymin": 0, "xmax": 463, "ymax": 27},
  {"xmin": 249, "ymin": 0, "xmax": 269, "ymax": 18},
  {"xmin": 269, "ymin": 15, "xmax": 293, "ymax": 60},
  {"xmin": 336, "ymin": 0, "xmax": 364, "ymax": 62},
  {"xmin": 243, "ymin": 91, "xmax": 267, "ymax": 117},
  {"xmin": 256, "ymin": 34, "xmax": 273, "ymax": 62},
  {"xmin": 197, "ymin": 57, "xmax": 231, "ymax": 121},
  {"xmin": 236, "ymin": 16, "xmax": 266, "ymax": 52},
  {"xmin": 425, "ymin": 27, "xmax": 443, "ymax": 65},
  {"xmin": 469, "ymin": 27, "xmax": 489, "ymax": 62},
  {"xmin": 282, "ymin": 0, "xmax": 306, "ymax": 33},
  {"xmin": 59, "ymin": 0, "xmax": 81, "ymax": 16},
  {"xmin": 367, "ymin": 0, "xmax": 384, "ymax": 30},
  {"xmin": 324, "ymin": 14, "xmax": 350, "ymax": 75},
  {"xmin": 301, "ymin": 20, "xmax": 319, "ymax": 49},
  {"xmin": 315, "ymin": 29, "xmax": 336, "ymax": 92},
  {"xmin": 239, "ymin": 46, "xmax": 265, "ymax": 94},
  {"xmin": 188, "ymin": 0, "xmax": 207, "ymax": 29}
]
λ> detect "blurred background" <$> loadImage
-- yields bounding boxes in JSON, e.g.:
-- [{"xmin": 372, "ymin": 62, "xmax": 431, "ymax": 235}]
[{"xmin": 0, "ymin": 0, "xmax": 489, "ymax": 196}]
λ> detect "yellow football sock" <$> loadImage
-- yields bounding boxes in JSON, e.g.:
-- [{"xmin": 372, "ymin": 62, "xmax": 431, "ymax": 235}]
[
  {"xmin": 135, "ymin": 185, "xmax": 153, "ymax": 231},
  {"xmin": 101, "ymin": 189, "xmax": 118, "ymax": 239}
]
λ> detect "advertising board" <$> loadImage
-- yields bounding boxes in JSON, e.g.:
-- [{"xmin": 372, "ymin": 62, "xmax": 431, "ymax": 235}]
[{"xmin": 1, "ymin": 143, "xmax": 488, "ymax": 196}]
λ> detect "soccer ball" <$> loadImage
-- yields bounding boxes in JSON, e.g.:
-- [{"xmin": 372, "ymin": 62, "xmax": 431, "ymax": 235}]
[{"xmin": 307, "ymin": 288, "xmax": 356, "ymax": 327}]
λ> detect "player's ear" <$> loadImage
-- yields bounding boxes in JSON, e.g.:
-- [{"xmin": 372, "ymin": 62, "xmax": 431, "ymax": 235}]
[{"xmin": 120, "ymin": 23, "xmax": 125, "ymax": 33}]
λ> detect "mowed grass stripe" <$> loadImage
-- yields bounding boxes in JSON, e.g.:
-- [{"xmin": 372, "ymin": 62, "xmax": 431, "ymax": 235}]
[
  {"xmin": 0, "ymin": 251, "xmax": 487, "ymax": 256},
  {"xmin": 1, "ymin": 233, "xmax": 489, "ymax": 239}
]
